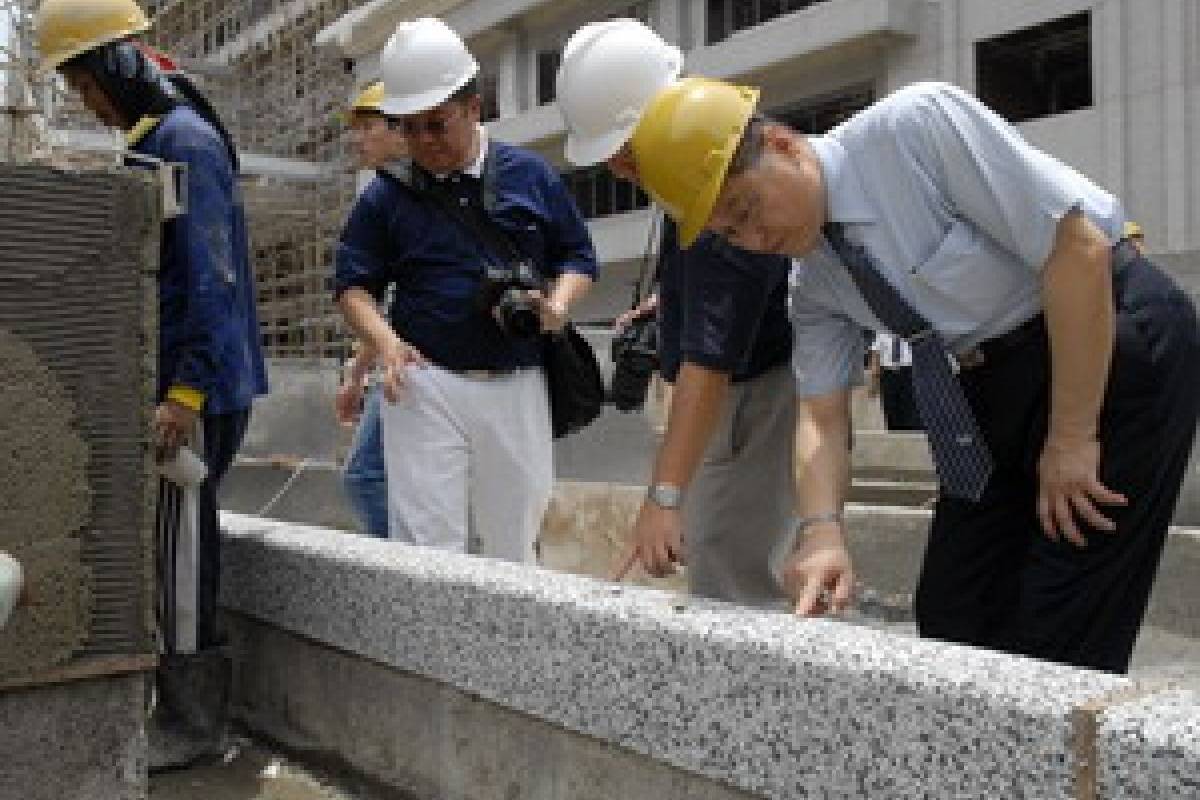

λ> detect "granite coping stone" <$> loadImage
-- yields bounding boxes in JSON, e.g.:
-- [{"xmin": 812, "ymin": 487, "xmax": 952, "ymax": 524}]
[
  {"xmin": 1097, "ymin": 688, "xmax": 1200, "ymax": 798},
  {"xmin": 219, "ymin": 513, "xmax": 1195, "ymax": 799}
]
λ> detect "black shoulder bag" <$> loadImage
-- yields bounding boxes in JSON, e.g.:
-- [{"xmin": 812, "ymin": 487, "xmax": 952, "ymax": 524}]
[{"xmin": 379, "ymin": 155, "xmax": 604, "ymax": 439}]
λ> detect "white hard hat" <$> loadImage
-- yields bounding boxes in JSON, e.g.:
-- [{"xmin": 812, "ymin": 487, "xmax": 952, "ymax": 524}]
[
  {"xmin": 556, "ymin": 18, "xmax": 683, "ymax": 166},
  {"xmin": 0, "ymin": 552, "xmax": 23, "ymax": 629},
  {"xmin": 378, "ymin": 17, "xmax": 479, "ymax": 117}
]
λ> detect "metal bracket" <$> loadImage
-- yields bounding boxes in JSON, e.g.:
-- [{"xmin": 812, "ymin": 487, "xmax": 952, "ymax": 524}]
[{"xmin": 123, "ymin": 152, "xmax": 188, "ymax": 219}]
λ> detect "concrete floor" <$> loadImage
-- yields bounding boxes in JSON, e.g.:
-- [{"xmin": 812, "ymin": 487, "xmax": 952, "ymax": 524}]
[{"xmin": 149, "ymin": 739, "xmax": 385, "ymax": 800}]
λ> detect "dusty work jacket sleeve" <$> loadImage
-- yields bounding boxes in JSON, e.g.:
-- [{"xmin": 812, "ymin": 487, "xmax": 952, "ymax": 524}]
[{"xmin": 158, "ymin": 130, "xmax": 243, "ymax": 402}]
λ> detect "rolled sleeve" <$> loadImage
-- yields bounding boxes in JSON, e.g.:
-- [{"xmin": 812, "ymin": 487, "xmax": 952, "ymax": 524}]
[
  {"xmin": 334, "ymin": 181, "xmax": 392, "ymax": 302},
  {"xmin": 678, "ymin": 236, "xmax": 779, "ymax": 374},
  {"xmin": 542, "ymin": 173, "xmax": 597, "ymax": 280},
  {"xmin": 791, "ymin": 291, "xmax": 865, "ymax": 399},
  {"xmin": 896, "ymin": 83, "xmax": 1121, "ymax": 272}
]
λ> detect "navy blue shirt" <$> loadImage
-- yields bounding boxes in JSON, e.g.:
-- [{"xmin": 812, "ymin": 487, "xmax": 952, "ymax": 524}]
[
  {"xmin": 334, "ymin": 141, "xmax": 597, "ymax": 371},
  {"xmin": 657, "ymin": 219, "xmax": 792, "ymax": 384},
  {"xmin": 131, "ymin": 106, "xmax": 268, "ymax": 414}
]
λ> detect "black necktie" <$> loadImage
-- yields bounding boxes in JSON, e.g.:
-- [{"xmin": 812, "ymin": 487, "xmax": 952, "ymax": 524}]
[{"xmin": 824, "ymin": 222, "xmax": 993, "ymax": 501}]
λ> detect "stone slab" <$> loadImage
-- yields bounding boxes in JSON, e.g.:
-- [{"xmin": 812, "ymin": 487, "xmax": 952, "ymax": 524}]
[
  {"xmin": 228, "ymin": 613, "xmax": 759, "ymax": 800},
  {"xmin": 1098, "ymin": 688, "xmax": 1200, "ymax": 798},
  {"xmin": 0, "ymin": 672, "xmax": 147, "ymax": 800},
  {"xmin": 220, "ymin": 513, "xmax": 1173, "ymax": 799}
]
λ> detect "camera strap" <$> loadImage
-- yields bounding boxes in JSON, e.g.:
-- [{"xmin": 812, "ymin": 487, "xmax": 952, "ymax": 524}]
[
  {"xmin": 377, "ymin": 145, "xmax": 531, "ymax": 272},
  {"xmin": 628, "ymin": 208, "xmax": 663, "ymax": 311}
]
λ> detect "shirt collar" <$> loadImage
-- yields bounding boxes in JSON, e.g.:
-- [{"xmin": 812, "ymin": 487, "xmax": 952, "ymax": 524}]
[
  {"xmin": 808, "ymin": 134, "xmax": 877, "ymax": 225},
  {"xmin": 125, "ymin": 115, "xmax": 163, "ymax": 148},
  {"xmin": 437, "ymin": 124, "xmax": 487, "ymax": 180}
]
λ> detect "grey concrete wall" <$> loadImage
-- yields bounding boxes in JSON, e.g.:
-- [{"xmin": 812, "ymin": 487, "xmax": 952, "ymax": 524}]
[
  {"xmin": 0, "ymin": 673, "xmax": 147, "ymax": 800},
  {"xmin": 229, "ymin": 613, "xmax": 757, "ymax": 800},
  {"xmin": 219, "ymin": 514, "xmax": 1200, "ymax": 799}
]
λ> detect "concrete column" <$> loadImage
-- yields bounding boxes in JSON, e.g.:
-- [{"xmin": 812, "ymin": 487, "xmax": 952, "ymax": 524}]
[
  {"xmin": 1097, "ymin": 0, "xmax": 1125, "ymax": 206},
  {"xmin": 656, "ymin": 0, "xmax": 684, "ymax": 48},
  {"xmin": 938, "ymin": 0, "xmax": 962, "ymax": 84},
  {"xmin": 495, "ymin": 28, "xmax": 521, "ymax": 118},
  {"xmin": 1162, "ymin": 0, "xmax": 1191, "ymax": 252},
  {"xmin": 682, "ymin": 0, "xmax": 707, "ymax": 52}
]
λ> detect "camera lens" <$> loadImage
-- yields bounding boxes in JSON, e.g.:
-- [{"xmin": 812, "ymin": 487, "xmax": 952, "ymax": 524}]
[{"xmin": 498, "ymin": 291, "xmax": 542, "ymax": 339}]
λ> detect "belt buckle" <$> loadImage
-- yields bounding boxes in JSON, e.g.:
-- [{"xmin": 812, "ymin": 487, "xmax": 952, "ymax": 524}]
[{"xmin": 956, "ymin": 348, "xmax": 985, "ymax": 371}]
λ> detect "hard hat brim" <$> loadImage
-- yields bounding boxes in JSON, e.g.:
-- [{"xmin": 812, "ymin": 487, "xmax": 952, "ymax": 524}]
[
  {"xmin": 378, "ymin": 63, "xmax": 479, "ymax": 117},
  {"xmin": 564, "ymin": 125, "xmax": 635, "ymax": 167},
  {"xmin": 39, "ymin": 18, "xmax": 151, "ymax": 73}
]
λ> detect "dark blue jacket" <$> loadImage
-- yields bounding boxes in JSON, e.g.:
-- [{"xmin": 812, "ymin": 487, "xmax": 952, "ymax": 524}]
[
  {"xmin": 130, "ymin": 107, "xmax": 268, "ymax": 415},
  {"xmin": 333, "ymin": 140, "xmax": 597, "ymax": 371},
  {"xmin": 657, "ymin": 220, "xmax": 792, "ymax": 384}
]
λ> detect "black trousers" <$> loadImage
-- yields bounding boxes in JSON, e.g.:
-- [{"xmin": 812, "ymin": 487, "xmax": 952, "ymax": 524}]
[
  {"xmin": 879, "ymin": 366, "xmax": 923, "ymax": 431},
  {"xmin": 914, "ymin": 251, "xmax": 1200, "ymax": 673}
]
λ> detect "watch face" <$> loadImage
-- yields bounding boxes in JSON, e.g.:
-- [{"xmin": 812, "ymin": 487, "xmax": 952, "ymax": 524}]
[{"xmin": 649, "ymin": 483, "xmax": 682, "ymax": 509}]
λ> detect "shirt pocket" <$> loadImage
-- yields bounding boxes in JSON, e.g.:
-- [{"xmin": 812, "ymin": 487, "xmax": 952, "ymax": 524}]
[{"xmin": 907, "ymin": 220, "xmax": 1026, "ymax": 326}]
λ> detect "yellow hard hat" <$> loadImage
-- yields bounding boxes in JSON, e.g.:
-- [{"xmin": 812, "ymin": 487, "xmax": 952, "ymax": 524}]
[
  {"xmin": 630, "ymin": 76, "xmax": 759, "ymax": 247},
  {"xmin": 349, "ymin": 82, "xmax": 386, "ymax": 115},
  {"xmin": 1123, "ymin": 220, "xmax": 1144, "ymax": 239},
  {"xmin": 35, "ymin": 0, "xmax": 150, "ymax": 73}
]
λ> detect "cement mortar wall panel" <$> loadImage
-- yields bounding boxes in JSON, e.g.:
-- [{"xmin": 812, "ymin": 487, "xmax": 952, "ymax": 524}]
[
  {"xmin": 0, "ymin": 672, "xmax": 148, "ymax": 800},
  {"xmin": 0, "ymin": 165, "xmax": 158, "ymax": 684},
  {"xmin": 218, "ymin": 514, "xmax": 1196, "ymax": 798}
]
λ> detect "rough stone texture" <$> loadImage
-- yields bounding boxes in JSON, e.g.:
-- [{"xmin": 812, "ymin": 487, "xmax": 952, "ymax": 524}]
[
  {"xmin": 221, "ymin": 513, "xmax": 1163, "ymax": 799},
  {"xmin": 0, "ymin": 538, "xmax": 92, "ymax": 678},
  {"xmin": 0, "ymin": 672, "xmax": 148, "ymax": 800},
  {"xmin": 1098, "ymin": 688, "xmax": 1200, "ymax": 798},
  {"xmin": 229, "ymin": 613, "xmax": 759, "ymax": 800}
]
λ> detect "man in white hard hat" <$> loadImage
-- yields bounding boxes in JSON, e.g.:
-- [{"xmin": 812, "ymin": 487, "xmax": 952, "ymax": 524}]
[
  {"xmin": 335, "ymin": 18, "xmax": 596, "ymax": 562},
  {"xmin": 334, "ymin": 82, "xmax": 409, "ymax": 539},
  {"xmin": 558, "ymin": 19, "xmax": 795, "ymax": 606}
]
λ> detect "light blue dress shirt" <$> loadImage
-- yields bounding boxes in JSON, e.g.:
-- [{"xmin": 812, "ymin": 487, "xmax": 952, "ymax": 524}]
[{"xmin": 790, "ymin": 82, "xmax": 1126, "ymax": 398}]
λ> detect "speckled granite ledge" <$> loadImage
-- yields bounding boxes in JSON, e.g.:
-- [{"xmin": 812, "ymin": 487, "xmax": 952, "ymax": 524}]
[{"xmin": 220, "ymin": 513, "xmax": 1199, "ymax": 799}]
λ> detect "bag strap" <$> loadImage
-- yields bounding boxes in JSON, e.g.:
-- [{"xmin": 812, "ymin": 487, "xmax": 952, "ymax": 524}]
[
  {"xmin": 377, "ymin": 142, "xmax": 529, "ymax": 270},
  {"xmin": 627, "ymin": 208, "xmax": 662, "ymax": 311}
]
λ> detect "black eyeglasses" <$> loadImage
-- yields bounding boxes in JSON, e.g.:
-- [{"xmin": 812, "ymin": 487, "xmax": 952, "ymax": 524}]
[{"xmin": 400, "ymin": 108, "xmax": 462, "ymax": 136}]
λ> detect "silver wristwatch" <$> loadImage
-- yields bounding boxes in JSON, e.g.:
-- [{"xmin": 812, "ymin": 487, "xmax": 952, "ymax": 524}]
[{"xmin": 646, "ymin": 483, "xmax": 684, "ymax": 510}]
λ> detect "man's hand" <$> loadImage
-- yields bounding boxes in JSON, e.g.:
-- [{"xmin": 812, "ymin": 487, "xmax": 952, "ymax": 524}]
[
  {"xmin": 378, "ymin": 337, "xmax": 427, "ymax": 403},
  {"xmin": 614, "ymin": 294, "xmax": 659, "ymax": 333},
  {"xmin": 154, "ymin": 400, "xmax": 197, "ymax": 461},
  {"xmin": 334, "ymin": 372, "xmax": 367, "ymax": 425},
  {"xmin": 779, "ymin": 523, "xmax": 855, "ymax": 616},
  {"xmin": 1036, "ymin": 434, "xmax": 1127, "ymax": 547},
  {"xmin": 531, "ymin": 291, "xmax": 569, "ymax": 333},
  {"xmin": 611, "ymin": 501, "xmax": 686, "ymax": 580}
]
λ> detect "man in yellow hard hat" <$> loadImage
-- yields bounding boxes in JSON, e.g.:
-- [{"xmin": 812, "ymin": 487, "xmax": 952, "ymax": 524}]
[
  {"xmin": 557, "ymin": 20, "xmax": 795, "ymax": 607},
  {"xmin": 334, "ymin": 82, "xmax": 408, "ymax": 539},
  {"xmin": 37, "ymin": 0, "xmax": 268, "ymax": 766},
  {"xmin": 626, "ymin": 77, "xmax": 1199, "ymax": 674}
]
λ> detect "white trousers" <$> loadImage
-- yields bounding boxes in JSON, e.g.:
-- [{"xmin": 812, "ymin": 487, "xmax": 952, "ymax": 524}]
[{"xmin": 380, "ymin": 365, "xmax": 553, "ymax": 564}]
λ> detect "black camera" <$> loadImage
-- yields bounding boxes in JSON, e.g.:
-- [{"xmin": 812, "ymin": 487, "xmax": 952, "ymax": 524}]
[
  {"xmin": 609, "ymin": 315, "xmax": 659, "ymax": 411},
  {"xmin": 480, "ymin": 261, "xmax": 543, "ymax": 339}
]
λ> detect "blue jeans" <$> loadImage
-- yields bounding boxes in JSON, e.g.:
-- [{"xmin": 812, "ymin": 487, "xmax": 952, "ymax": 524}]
[{"xmin": 343, "ymin": 386, "xmax": 389, "ymax": 538}]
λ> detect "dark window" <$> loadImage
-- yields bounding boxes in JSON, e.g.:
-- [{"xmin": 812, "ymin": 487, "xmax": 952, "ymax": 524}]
[
  {"xmin": 770, "ymin": 84, "xmax": 874, "ymax": 134},
  {"xmin": 706, "ymin": 0, "xmax": 827, "ymax": 45},
  {"xmin": 536, "ymin": 50, "xmax": 561, "ymax": 105},
  {"xmin": 976, "ymin": 12, "xmax": 1092, "ymax": 123},
  {"xmin": 561, "ymin": 165, "xmax": 650, "ymax": 220}
]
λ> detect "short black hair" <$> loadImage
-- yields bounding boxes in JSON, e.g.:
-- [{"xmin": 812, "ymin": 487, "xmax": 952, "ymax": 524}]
[
  {"xmin": 727, "ymin": 114, "xmax": 770, "ymax": 177},
  {"xmin": 449, "ymin": 77, "xmax": 480, "ymax": 103}
]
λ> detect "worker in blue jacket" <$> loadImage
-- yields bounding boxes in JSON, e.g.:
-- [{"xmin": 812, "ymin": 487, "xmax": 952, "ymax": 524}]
[
  {"xmin": 336, "ymin": 19, "xmax": 595, "ymax": 562},
  {"xmin": 39, "ymin": 0, "xmax": 267, "ymax": 768}
]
